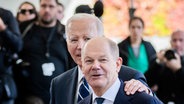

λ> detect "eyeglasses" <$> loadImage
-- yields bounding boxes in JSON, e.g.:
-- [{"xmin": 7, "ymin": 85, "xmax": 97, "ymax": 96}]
[{"xmin": 19, "ymin": 9, "xmax": 35, "ymax": 15}]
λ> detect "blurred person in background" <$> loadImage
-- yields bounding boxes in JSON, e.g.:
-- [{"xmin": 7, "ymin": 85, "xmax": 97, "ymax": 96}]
[
  {"xmin": 118, "ymin": 16, "xmax": 156, "ymax": 74},
  {"xmin": 16, "ymin": 1, "xmax": 38, "ymax": 25},
  {"xmin": 56, "ymin": 2, "xmax": 64, "ymax": 21},
  {"xmin": 14, "ymin": 0, "xmax": 75, "ymax": 104},
  {"xmin": 145, "ymin": 30, "xmax": 184, "ymax": 104},
  {"xmin": 0, "ymin": 7, "xmax": 22, "ymax": 104}
]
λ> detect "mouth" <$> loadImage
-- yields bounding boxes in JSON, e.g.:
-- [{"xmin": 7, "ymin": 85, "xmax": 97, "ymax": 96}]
[
  {"xmin": 43, "ymin": 13, "xmax": 49, "ymax": 17},
  {"xmin": 92, "ymin": 74, "xmax": 103, "ymax": 78},
  {"xmin": 76, "ymin": 54, "xmax": 81, "ymax": 58}
]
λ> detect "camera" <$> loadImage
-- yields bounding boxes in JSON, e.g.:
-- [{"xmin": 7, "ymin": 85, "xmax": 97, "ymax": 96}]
[{"xmin": 164, "ymin": 49, "xmax": 176, "ymax": 60}]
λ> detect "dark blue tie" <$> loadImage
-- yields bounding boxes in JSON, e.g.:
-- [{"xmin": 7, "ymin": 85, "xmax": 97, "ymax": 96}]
[
  {"xmin": 95, "ymin": 97, "xmax": 105, "ymax": 104},
  {"xmin": 77, "ymin": 78, "xmax": 90, "ymax": 102}
]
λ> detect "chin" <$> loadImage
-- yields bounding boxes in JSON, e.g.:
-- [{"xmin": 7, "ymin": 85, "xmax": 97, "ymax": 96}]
[
  {"xmin": 91, "ymin": 83, "xmax": 104, "ymax": 89},
  {"xmin": 76, "ymin": 61, "xmax": 82, "ymax": 67},
  {"xmin": 90, "ymin": 80, "xmax": 105, "ymax": 87},
  {"xmin": 41, "ymin": 19, "xmax": 53, "ymax": 25}
]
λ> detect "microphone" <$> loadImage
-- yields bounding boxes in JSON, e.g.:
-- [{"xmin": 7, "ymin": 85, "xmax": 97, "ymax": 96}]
[
  {"xmin": 93, "ymin": 1, "xmax": 104, "ymax": 17},
  {"xmin": 75, "ymin": 5, "xmax": 92, "ymax": 14}
]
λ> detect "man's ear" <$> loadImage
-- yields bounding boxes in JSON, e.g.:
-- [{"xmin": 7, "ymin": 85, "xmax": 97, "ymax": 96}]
[{"xmin": 116, "ymin": 57, "xmax": 123, "ymax": 73}]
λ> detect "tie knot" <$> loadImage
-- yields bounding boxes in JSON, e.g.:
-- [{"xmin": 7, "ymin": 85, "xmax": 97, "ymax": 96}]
[{"xmin": 95, "ymin": 97, "xmax": 105, "ymax": 104}]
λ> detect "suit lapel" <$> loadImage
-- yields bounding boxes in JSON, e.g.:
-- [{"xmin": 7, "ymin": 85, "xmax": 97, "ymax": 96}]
[
  {"xmin": 114, "ymin": 80, "xmax": 132, "ymax": 104},
  {"xmin": 87, "ymin": 95, "xmax": 93, "ymax": 104},
  {"xmin": 66, "ymin": 66, "xmax": 79, "ymax": 104}
]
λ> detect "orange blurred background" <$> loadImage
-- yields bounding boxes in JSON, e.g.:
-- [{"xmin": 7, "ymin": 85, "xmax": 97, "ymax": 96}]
[{"xmin": 102, "ymin": 0, "xmax": 184, "ymax": 40}]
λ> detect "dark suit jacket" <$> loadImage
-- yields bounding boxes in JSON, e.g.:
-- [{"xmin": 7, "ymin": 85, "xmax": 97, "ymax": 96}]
[
  {"xmin": 78, "ymin": 80, "xmax": 162, "ymax": 104},
  {"xmin": 50, "ymin": 65, "xmax": 149, "ymax": 104}
]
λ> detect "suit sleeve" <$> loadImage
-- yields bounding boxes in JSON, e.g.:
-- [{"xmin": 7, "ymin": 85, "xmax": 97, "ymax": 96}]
[
  {"xmin": 119, "ymin": 66, "xmax": 148, "ymax": 86},
  {"xmin": 133, "ymin": 70, "xmax": 148, "ymax": 86},
  {"xmin": 0, "ymin": 9, "xmax": 22, "ymax": 52},
  {"xmin": 50, "ymin": 78, "xmax": 56, "ymax": 104}
]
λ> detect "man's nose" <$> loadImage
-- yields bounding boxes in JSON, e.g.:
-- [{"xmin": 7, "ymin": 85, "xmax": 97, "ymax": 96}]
[
  {"xmin": 44, "ymin": 6, "xmax": 51, "ymax": 12},
  {"xmin": 92, "ymin": 61, "xmax": 100, "ymax": 70},
  {"xmin": 77, "ymin": 40, "xmax": 85, "ymax": 49}
]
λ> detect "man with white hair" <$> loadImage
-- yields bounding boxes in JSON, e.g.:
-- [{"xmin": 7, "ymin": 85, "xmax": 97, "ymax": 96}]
[{"xmin": 50, "ymin": 13, "xmax": 156, "ymax": 104}]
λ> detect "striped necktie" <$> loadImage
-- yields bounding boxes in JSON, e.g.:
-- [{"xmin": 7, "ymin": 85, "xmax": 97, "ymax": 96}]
[
  {"xmin": 95, "ymin": 97, "xmax": 105, "ymax": 104},
  {"xmin": 77, "ymin": 77, "xmax": 90, "ymax": 102}
]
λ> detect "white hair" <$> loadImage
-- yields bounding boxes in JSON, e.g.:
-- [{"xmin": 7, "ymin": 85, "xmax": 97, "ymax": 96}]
[{"xmin": 65, "ymin": 13, "xmax": 104, "ymax": 38}]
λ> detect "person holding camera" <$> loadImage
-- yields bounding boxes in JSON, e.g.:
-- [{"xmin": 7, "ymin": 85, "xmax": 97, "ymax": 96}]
[{"xmin": 145, "ymin": 30, "xmax": 184, "ymax": 104}]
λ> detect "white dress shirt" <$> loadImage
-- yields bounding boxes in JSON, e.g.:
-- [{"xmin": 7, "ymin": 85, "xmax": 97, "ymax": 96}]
[
  {"xmin": 92, "ymin": 78, "xmax": 121, "ymax": 104},
  {"xmin": 76, "ymin": 66, "xmax": 92, "ymax": 100},
  {"xmin": 77, "ymin": 66, "xmax": 84, "ymax": 97}
]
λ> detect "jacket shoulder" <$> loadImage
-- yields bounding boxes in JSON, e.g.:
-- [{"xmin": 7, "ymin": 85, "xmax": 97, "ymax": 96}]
[
  {"xmin": 119, "ymin": 65, "xmax": 144, "ymax": 80},
  {"xmin": 131, "ymin": 92, "xmax": 163, "ymax": 104},
  {"xmin": 119, "ymin": 65, "xmax": 147, "ymax": 84},
  {"xmin": 53, "ymin": 67, "xmax": 77, "ymax": 82}
]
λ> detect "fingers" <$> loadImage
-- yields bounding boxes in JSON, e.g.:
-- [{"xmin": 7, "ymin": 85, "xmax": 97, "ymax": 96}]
[
  {"xmin": 124, "ymin": 79, "xmax": 139, "ymax": 95},
  {"xmin": 124, "ymin": 79, "xmax": 148, "ymax": 95},
  {"xmin": 175, "ymin": 53, "xmax": 180, "ymax": 61},
  {"xmin": 0, "ymin": 18, "xmax": 6, "ymax": 31},
  {"xmin": 138, "ymin": 85, "xmax": 147, "ymax": 92}
]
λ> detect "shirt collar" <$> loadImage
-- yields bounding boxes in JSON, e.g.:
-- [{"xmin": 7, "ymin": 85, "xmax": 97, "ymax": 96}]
[
  {"xmin": 77, "ymin": 65, "xmax": 84, "ymax": 83},
  {"xmin": 92, "ymin": 78, "xmax": 121, "ymax": 103}
]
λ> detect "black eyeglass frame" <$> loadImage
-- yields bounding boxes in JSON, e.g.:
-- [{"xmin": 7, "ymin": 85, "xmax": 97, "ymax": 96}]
[{"xmin": 19, "ymin": 9, "xmax": 35, "ymax": 15}]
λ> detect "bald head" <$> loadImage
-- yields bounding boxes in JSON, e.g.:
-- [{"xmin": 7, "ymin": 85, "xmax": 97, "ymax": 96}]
[
  {"xmin": 66, "ymin": 13, "xmax": 104, "ymax": 38},
  {"xmin": 81, "ymin": 37, "xmax": 122, "ymax": 95},
  {"xmin": 171, "ymin": 30, "xmax": 184, "ymax": 37},
  {"xmin": 171, "ymin": 30, "xmax": 184, "ymax": 56},
  {"xmin": 82, "ymin": 37, "xmax": 120, "ymax": 60}
]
